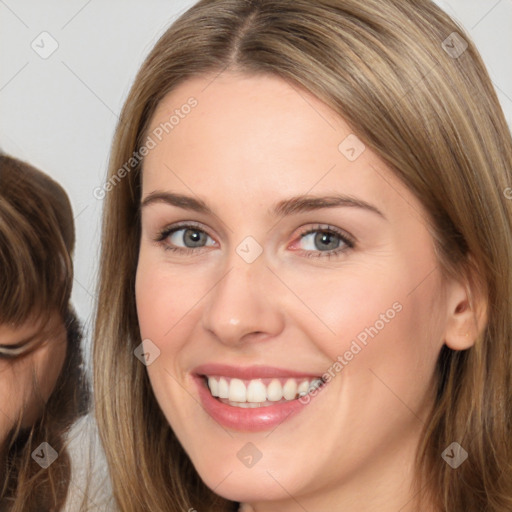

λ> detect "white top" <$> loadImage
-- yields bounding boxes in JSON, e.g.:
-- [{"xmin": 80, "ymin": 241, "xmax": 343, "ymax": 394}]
[{"xmin": 63, "ymin": 413, "xmax": 116, "ymax": 511}]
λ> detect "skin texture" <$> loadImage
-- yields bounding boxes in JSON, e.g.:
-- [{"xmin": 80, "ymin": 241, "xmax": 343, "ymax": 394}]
[
  {"xmin": 0, "ymin": 313, "xmax": 67, "ymax": 456},
  {"xmin": 135, "ymin": 73, "xmax": 479, "ymax": 512}
]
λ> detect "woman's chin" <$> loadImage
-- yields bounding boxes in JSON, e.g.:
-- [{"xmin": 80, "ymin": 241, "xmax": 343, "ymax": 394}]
[{"xmin": 201, "ymin": 475, "xmax": 285, "ymax": 504}]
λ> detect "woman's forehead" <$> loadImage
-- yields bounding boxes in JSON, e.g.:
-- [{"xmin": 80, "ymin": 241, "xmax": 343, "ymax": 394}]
[
  {"xmin": 147, "ymin": 72, "xmax": 340, "ymax": 139},
  {"xmin": 141, "ymin": 73, "xmax": 425, "ymax": 227}
]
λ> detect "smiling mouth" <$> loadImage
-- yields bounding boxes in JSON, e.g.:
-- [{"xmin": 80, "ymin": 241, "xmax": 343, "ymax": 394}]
[{"xmin": 203, "ymin": 375, "xmax": 325, "ymax": 408}]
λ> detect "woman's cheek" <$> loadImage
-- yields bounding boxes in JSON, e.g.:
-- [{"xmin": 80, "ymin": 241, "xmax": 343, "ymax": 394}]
[
  {"xmin": 284, "ymin": 269, "xmax": 402, "ymax": 360},
  {"xmin": 136, "ymin": 256, "xmax": 215, "ymax": 336}
]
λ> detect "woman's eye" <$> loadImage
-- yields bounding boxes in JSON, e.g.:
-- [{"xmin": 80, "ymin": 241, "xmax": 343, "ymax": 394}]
[
  {"xmin": 156, "ymin": 223, "xmax": 354, "ymax": 258},
  {"xmin": 0, "ymin": 337, "xmax": 40, "ymax": 359},
  {"xmin": 300, "ymin": 230, "xmax": 342, "ymax": 251},
  {"xmin": 169, "ymin": 228, "xmax": 213, "ymax": 248},
  {"xmin": 294, "ymin": 226, "xmax": 355, "ymax": 258},
  {"xmin": 157, "ymin": 225, "xmax": 216, "ymax": 252}
]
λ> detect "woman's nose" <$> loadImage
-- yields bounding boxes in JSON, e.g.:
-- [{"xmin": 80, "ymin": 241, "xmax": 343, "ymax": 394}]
[{"xmin": 200, "ymin": 256, "xmax": 285, "ymax": 347}]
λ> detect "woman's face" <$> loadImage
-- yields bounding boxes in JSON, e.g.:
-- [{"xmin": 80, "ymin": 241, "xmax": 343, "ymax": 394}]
[
  {"xmin": 136, "ymin": 73, "xmax": 453, "ymax": 508},
  {"xmin": 0, "ymin": 312, "xmax": 67, "ymax": 449}
]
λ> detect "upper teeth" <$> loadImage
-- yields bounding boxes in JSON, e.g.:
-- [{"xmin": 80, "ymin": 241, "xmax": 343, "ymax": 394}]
[{"xmin": 207, "ymin": 376, "xmax": 323, "ymax": 403}]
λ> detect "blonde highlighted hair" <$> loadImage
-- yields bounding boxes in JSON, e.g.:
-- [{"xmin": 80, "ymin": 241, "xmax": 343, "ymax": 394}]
[{"xmin": 94, "ymin": 1, "xmax": 512, "ymax": 510}]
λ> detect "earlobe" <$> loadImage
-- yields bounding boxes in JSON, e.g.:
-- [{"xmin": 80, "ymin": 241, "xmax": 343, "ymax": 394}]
[{"xmin": 443, "ymin": 275, "xmax": 488, "ymax": 351}]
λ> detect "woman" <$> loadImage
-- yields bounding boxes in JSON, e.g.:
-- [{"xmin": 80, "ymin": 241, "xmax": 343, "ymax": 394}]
[
  {"xmin": 0, "ymin": 154, "xmax": 89, "ymax": 511},
  {"xmin": 93, "ymin": 0, "xmax": 512, "ymax": 510}
]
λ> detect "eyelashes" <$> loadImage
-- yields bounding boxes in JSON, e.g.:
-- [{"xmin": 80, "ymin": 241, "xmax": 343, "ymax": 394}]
[
  {"xmin": 0, "ymin": 338, "xmax": 41, "ymax": 359},
  {"xmin": 156, "ymin": 221, "xmax": 216, "ymax": 254},
  {"xmin": 292, "ymin": 225, "xmax": 355, "ymax": 258},
  {"xmin": 154, "ymin": 221, "xmax": 355, "ymax": 260}
]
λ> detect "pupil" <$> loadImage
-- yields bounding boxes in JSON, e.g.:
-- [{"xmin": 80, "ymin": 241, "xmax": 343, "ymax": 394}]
[
  {"xmin": 185, "ymin": 229, "xmax": 205, "ymax": 247},
  {"xmin": 315, "ymin": 231, "xmax": 339, "ymax": 251}
]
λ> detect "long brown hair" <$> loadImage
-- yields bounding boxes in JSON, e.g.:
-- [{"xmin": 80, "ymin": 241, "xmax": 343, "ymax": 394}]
[
  {"xmin": 94, "ymin": 1, "xmax": 512, "ymax": 510},
  {"xmin": 0, "ymin": 154, "xmax": 89, "ymax": 511}
]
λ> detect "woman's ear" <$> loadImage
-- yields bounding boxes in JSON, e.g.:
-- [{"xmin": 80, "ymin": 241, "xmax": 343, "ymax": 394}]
[{"xmin": 443, "ymin": 266, "xmax": 488, "ymax": 351}]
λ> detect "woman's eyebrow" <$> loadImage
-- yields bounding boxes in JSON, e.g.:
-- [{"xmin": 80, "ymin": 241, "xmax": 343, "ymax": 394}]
[
  {"xmin": 273, "ymin": 194, "xmax": 386, "ymax": 219},
  {"xmin": 141, "ymin": 191, "xmax": 386, "ymax": 220},
  {"xmin": 141, "ymin": 191, "xmax": 212, "ymax": 215}
]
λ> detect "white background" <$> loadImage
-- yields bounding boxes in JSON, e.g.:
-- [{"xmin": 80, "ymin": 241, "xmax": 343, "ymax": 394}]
[{"xmin": 1, "ymin": 0, "xmax": 511, "ymax": 354}]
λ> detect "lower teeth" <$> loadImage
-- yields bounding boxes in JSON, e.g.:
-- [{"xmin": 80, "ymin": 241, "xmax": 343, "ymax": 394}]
[
  {"xmin": 218, "ymin": 391, "xmax": 322, "ymax": 407},
  {"xmin": 227, "ymin": 401, "xmax": 272, "ymax": 408}
]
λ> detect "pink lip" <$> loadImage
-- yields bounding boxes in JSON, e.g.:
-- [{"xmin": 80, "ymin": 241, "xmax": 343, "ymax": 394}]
[{"xmin": 192, "ymin": 364, "xmax": 325, "ymax": 432}]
